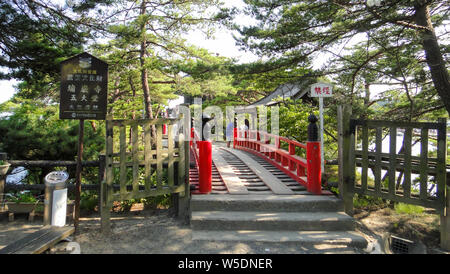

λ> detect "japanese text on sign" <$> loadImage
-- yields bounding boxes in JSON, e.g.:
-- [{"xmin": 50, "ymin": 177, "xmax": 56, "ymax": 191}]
[
  {"xmin": 310, "ymin": 83, "xmax": 333, "ymax": 97},
  {"xmin": 60, "ymin": 52, "xmax": 108, "ymax": 120}
]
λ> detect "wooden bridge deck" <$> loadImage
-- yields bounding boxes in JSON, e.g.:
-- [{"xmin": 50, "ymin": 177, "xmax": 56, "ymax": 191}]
[{"xmin": 189, "ymin": 143, "xmax": 332, "ymax": 196}]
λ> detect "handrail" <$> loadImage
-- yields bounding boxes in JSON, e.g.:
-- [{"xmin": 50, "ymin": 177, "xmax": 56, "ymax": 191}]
[
  {"xmin": 234, "ymin": 127, "xmax": 321, "ymax": 194},
  {"xmin": 190, "ymin": 127, "xmax": 201, "ymax": 172}
]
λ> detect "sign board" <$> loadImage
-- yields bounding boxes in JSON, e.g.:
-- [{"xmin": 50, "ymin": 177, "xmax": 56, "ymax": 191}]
[
  {"xmin": 310, "ymin": 82, "xmax": 333, "ymax": 174},
  {"xmin": 310, "ymin": 83, "xmax": 333, "ymax": 97},
  {"xmin": 60, "ymin": 52, "xmax": 108, "ymax": 120}
]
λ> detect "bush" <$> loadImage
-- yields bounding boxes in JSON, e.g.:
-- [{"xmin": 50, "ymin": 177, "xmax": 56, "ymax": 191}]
[{"xmin": 80, "ymin": 192, "xmax": 98, "ymax": 211}]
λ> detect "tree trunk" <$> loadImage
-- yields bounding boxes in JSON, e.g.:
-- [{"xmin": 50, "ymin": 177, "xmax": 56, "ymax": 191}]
[
  {"xmin": 139, "ymin": 0, "xmax": 158, "ymax": 144},
  {"xmin": 140, "ymin": 0, "xmax": 153, "ymax": 120},
  {"xmin": 414, "ymin": 3, "xmax": 450, "ymax": 115}
]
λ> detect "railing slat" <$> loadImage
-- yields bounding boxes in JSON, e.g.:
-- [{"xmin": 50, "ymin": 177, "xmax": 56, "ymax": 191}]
[
  {"xmin": 389, "ymin": 127, "xmax": 397, "ymax": 198},
  {"xmin": 436, "ymin": 118, "xmax": 447, "ymax": 213},
  {"xmin": 144, "ymin": 123, "xmax": 152, "ymax": 190},
  {"xmin": 119, "ymin": 126, "xmax": 127, "ymax": 197},
  {"xmin": 403, "ymin": 127, "xmax": 412, "ymax": 198},
  {"xmin": 168, "ymin": 124, "xmax": 174, "ymax": 188},
  {"xmin": 131, "ymin": 124, "xmax": 139, "ymax": 195},
  {"xmin": 419, "ymin": 129, "xmax": 428, "ymax": 200},
  {"xmin": 156, "ymin": 124, "xmax": 163, "ymax": 189},
  {"xmin": 361, "ymin": 125, "xmax": 369, "ymax": 193},
  {"xmin": 375, "ymin": 127, "xmax": 382, "ymax": 194}
]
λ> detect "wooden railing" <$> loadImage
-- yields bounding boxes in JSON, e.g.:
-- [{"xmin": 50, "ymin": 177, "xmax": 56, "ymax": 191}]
[
  {"xmin": 233, "ymin": 114, "xmax": 322, "ymax": 194},
  {"xmin": 0, "ymin": 156, "xmax": 105, "ymax": 195},
  {"xmin": 190, "ymin": 127, "xmax": 201, "ymax": 174},
  {"xmin": 347, "ymin": 118, "xmax": 447, "ymax": 211},
  {"xmin": 101, "ymin": 116, "xmax": 190, "ymax": 233},
  {"xmin": 338, "ymin": 105, "xmax": 449, "ymax": 250}
]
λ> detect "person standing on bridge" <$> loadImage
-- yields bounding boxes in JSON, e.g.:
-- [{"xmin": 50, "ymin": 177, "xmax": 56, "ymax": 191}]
[{"xmin": 226, "ymin": 118, "xmax": 236, "ymax": 148}]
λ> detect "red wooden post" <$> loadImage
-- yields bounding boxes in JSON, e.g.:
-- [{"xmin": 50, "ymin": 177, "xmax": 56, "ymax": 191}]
[
  {"xmin": 297, "ymin": 164, "xmax": 306, "ymax": 177},
  {"xmin": 288, "ymin": 143, "xmax": 295, "ymax": 170},
  {"xmin": 275, "ymin": 137, "xmax": 281, "ymax": 163},
  {"xmin": 306, "ymin": 114, "xmax": 321, "ymax": 195},
  {"xmin": 307, "ymin": 141, "xmax": 321, "ymax": 194},
  {"xmin": 198, "ymin": 141, "xmax": 212, "ymax": 194},
  {"xmin": 233, "ymin": 127, "xmax": 237, "ymax": 148},
  {"xmin": 256, "ymin": 131, "xmax": 261, "ymax": 152},
  {"xmin": 190, "ymin": 127, "xmax": 194, "ymax": 147}
]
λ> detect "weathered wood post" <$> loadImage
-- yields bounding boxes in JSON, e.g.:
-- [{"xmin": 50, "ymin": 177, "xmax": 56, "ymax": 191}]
[
  {"xmin": 101, "ymin": 115, "xmax": 113, "ymax": 235},
  {"xmin": 176, "ymin": 133, "xmax": 191, "ymax": 224},
  {"xmin": 0, "ymin": 153, "xmax": 8, "ymax": 207},
  {"xmin": 306, "ymin": 114, "xmax": 321, "ymax": 195},
  {"xmin": 437, "ymin": 118, "xmax": 449, "ymax": 250},
  {"xmin": 338, "ymin": 105, "xmax": 354, "ymax": 216},
  {"xmin": 97, "ymin": 154, "xmax": 106, "ymax": 216}
]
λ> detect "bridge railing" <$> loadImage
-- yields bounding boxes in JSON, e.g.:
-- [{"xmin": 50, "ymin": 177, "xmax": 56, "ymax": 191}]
[
  {"xmin": 190, "ymin": 127, "xmax": 200, "ymax": 173},
  {"xmin": 233, "ymin": 115, "xmax": 322, "ymax": 194},
  {"xmin": 190, "ymin": 128, "xmax": 212, "ymax": 194}
]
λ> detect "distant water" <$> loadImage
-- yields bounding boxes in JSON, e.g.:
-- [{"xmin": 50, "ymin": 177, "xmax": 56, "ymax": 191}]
[{"xmin": 357, "ymin": 131, "xmax": 438, "ymax": 196}]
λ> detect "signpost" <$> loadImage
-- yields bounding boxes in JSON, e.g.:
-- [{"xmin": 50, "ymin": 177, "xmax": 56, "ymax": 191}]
[
  {"xmin": 60, "ymin": 52, "xmax": 108, "ymax": 232},
  {"xmin": 310, "ymin": 82, "xmax": 333, "ymax": 175}
]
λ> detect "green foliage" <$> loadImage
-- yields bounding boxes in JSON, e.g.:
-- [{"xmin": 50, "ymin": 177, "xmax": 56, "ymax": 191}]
[
  {"xmin": 80, "ymin": 192, "xmax": 99, "ymax": 211},
  {"xmin": 6, "ymin": 191, "xmax": 38, "ymax": 204},
  {"xmin": 395, "ymin": 203, "xmax": 425, "ymax": 215},
  {"xmin": 227, "ymin": 0, "xmax": 449, "ymax": 119},
  {"xmin": 0, "ymin": 99, "xmax": 104, "ymax": 160},
  {"xmin": 353, "ymin": 194, "xmax": 385, "ymax": 211},
  {"xmin": 0, "ymin": 0, "xmax": 106, "ymax": 96}
]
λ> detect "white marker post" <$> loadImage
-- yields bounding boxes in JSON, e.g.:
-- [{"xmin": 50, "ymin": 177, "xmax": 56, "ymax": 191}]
[{"xmin": 310, "ymin": 83, "xmax": 333, "ymax": 175}]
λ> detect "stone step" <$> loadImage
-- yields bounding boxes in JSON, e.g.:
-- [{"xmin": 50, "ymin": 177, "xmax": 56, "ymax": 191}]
[
  {"xmin": 191, "ymin": 194, "xmax": 343, "ymax": 212},
  {"xmin": 192, "ymin": 230, "xmax": 367, "ymax": 248},
  {"xmin": 191, "ymin": 211, "xmax": 354, "ymax": 231}
]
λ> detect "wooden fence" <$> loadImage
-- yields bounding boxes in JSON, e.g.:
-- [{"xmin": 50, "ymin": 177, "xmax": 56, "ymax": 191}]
[
  {"xmin": 338, "ymin": 105, "xmax": 449, "ymax": 250},
  {"xmin": 100, "ymin": 116, "xmax": 190, "ymax": 233}
]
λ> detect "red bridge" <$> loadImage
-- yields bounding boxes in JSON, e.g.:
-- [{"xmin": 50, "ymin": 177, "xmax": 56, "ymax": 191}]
[{"xmin": 189, "ymin": 116, "xmax": 325, "ymax": 196}]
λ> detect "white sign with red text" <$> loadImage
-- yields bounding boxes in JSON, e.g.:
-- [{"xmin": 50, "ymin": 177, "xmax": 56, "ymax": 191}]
[{"xmin": 310, "ymin": 83, "xmax": 333, "ymax": 97}]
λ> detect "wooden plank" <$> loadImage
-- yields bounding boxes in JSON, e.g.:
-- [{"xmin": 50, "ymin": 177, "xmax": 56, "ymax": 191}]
[
  {"xmin": 337, "ymin": 105, "xmax": 344, "ymax": 199},
  {"xmin": 144, "ymin": 122, "xmax": 152, "ymax": 190},
  {"xmin": 212, "ymin": 148, "xmax": 248, "ymax": 194},
  {"xmin": 111, "ymin": 149, "xmax": 179, "ymax": 159},
  {"xmin": 222, "ymin": 148, "xmax": 294, "ymax": 195},
  {"xmin": 342, "ymin": 107, "xmax": 354, "ymax": 216},
  {"xmin": 178, "ymin": 133, "xmax": 185, "ymax": 193},
  {"xmin": 119, "ymin": 126, "xmax": 127, "ymax": 197},
  {"xmin": 361, "ymin": 124, "xmax": 369, "ymax": 192},
  {"xmin": 419, "ymin": 129, "xmax": 428, "ymax": 201},
  {"xmin": 0, "ymin": 226, "xmax": 74, "ymax": 254},
  {"xmin": 352, "ymin": 119, "xmax": 441, "ymax": 130},
  {"xmin": 389, "ymin": 127, "xmax": 397, "ymax": 198},
  {"xmin": 374, "ymin": 127, "xmax": 382, "ymax": 194},
  {"xmin": 354, "ymin": 150, "xmax": 441, "ymax": 166},
  {"xmin": 168, "ymin": 124, "xmax": 174, "ymax": 187},
  {"xmin": 403, "ymin": 127, "xmax": 412, "ymax": 198},
  {"xmin": 156, "ymin": 124, "xmax": 163, "ymax": 189},
  {"xmin": 115, "ymin": 185, "xmax": 185, "ymax": 201},
  {"xmin": 436, "ymin": 118, "xmax": 447, "ymax": 213},
  {"xmin": 112, "ymin": 118, "xmax": 179, "ymax": 127},
  {"xmin": 101, "ymin": 115, "xmax": 113, "ymax": 234},
  {"xmin": 132, "ymin": 124, "xmax": 139, "ymax": 194}
]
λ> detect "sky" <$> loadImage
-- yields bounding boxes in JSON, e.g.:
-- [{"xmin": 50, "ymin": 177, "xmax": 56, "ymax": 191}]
[
  {"xmin": 0, "ymin": 0, "xmax": 257, "ymax": 104},
  {"xmin": 0, "ymin": 0, "xmax": 398, "ymax": 105}
]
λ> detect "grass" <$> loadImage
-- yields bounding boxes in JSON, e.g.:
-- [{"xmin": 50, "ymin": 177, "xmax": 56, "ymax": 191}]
[{"xmin": 394, "ymin": 203, "xmax": 425, "ymax": 215}]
